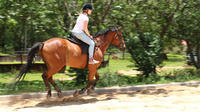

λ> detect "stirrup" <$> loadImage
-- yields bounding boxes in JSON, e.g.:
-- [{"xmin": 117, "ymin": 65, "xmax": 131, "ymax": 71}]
[{"xmin": 89, "ymin": 59, "xmax": 99, "ymax": 64}]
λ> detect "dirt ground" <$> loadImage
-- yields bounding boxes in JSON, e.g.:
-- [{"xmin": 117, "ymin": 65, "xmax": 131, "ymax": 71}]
[{"xmin": 1, "ymin": 82, "xmax": 200, "ymax": 112}]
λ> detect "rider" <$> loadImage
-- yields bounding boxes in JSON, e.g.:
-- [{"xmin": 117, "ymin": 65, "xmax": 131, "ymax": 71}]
[{"xmin": 72, "ymin": 3, "xmax": 99, "ymax": 64}]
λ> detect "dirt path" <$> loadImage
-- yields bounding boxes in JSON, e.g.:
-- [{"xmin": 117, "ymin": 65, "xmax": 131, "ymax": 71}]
[{"xmin": 1, "ymin": 82, "xmax": 200, "ymax": 112}]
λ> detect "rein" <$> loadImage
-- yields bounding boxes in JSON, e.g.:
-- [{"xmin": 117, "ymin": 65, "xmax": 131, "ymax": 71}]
[
  {"xmin": 94, "ymin": 27, "xmax": 124, "ymax": 50},
  {"xmin": 112, "ymin": 28, "xmax": 124, "ymax": 49},
  {"xmin": 94, "ymin": 35, "xmax": 107, "ymax": 49}
]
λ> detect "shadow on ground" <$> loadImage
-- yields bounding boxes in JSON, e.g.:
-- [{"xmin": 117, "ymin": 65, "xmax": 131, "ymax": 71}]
[{"xmin": 12, "ymin": 86, "xmax": 170, "ymax": 109}]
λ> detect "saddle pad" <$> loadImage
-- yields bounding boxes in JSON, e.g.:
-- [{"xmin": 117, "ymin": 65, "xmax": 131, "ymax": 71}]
[{"xmin": 67, "ymin": 34, "xmax": 89, "ymax": 54}]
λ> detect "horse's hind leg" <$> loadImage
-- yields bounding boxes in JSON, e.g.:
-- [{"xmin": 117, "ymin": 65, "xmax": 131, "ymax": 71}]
[
  {"xmin": 45, "ymin": 65, "xmax": 64, "ymax": 98},
  {"xmin": 42, "ymin": 73, "xmax": 51, "ymax": 98},
  {"xmin": 49, "ymin": 77, "xmax": 62, "ymax": 98}
]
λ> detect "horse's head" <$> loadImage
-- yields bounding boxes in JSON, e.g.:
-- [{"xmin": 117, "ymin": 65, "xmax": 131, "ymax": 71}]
[
  {"xmin": 94, "ymin": 27, "xmax": 126, "ymax": 51},
  {"xmin": 110, "ymin": 27, "xmax": 126, "ymax": 51}
]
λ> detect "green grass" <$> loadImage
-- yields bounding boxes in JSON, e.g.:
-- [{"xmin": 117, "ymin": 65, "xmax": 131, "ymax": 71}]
[
  {"xmin": 0, "ymin": 53, "xmax": 198, "ymax": 95},
  {"xmin": 0, "ymin": 72, "xmax": 81, "ymax": 95},
  {"xmin": 0, "ymin": 62, "xmax": 25, "ymax": 64},
  {"xmin": 0, "ymin": 52, "xmax": 9, "ymax": 56},
  {"xmin": 162, "ymin": 53, "xmax": 186, "ymax": 67},
  {"xmin": 0, "ymin": 72, "xmax": 70, "ymax": 83},
  {"xmin": 98, "ymin": 59, "xmax": 135, "ymax": 73},
  {"xmin": 0, "ymin": 61, "xmax": 44, "ymax": 64},
  {"xmin": 96, "ymin": 68, "xmax": 200, "ymax": 88},
  {"xmin": 1, "ymin": 68, "xmax": 200, "ymax": 95}
]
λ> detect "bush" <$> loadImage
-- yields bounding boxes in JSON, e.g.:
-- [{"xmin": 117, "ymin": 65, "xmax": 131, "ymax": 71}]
[
  {"xmin": 98, "ymin": 71, "xmax": 120, "ymax": 87},
  {"xmin": 68, "ymin": 68, "xmax": 88, "ymax": 86},
  {"xmin": 98, "ymin": 70, "xmax": 138, "ymax": 87},
  {"xmin": 137, "ymin": 73, "xmax": 161, "ymax": 84},
  {"xmin": 164, "ymin": 69, "xmax": 200, "ymax": 82},
  {"xmin": 127, "ymin": 32, "xmax": 163, "ymax": 77}
]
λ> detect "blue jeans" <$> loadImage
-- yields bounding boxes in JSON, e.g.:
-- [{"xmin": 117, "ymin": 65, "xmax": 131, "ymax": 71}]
[{"xmin": 72, "ymin": 32, "xmax": 95, "ymax": 58}]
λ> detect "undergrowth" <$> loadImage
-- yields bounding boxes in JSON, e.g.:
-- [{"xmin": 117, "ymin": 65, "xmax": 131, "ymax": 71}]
[{"xmin": 0, "ymin": 68, "xmax": 200, "ymax": 95}]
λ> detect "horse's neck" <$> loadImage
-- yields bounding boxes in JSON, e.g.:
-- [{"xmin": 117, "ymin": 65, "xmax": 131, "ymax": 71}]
[{"xmin": 95, "ymin": 34, "xmax": 112, "ymax": 54}]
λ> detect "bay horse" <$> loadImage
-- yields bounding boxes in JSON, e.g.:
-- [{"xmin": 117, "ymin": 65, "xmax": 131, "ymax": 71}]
[{"xmin": 16, "ymin": 26, "xmax": 126, "ymax": 98}]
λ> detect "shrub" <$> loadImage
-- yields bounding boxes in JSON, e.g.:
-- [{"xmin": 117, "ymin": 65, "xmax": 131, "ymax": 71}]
[
  {"xmin": 137, "ymin": 73, "xmax": 161, "ymax": 84},
  {"xmin": 98, "ymin": 70, "xmax": 138, "ymax": 87},
  {"xmin": 98, "ymin": 71, "xmax": 120, "ymax": 87},
  {"xmin": 127, "ymin": 32, "xmax": 163, "ymax": 77},
  {"xmin": 68, "ymin": 68, "xmax": 88, "ymax": 86},
  {"xmin": 164, "ymin": 69, "xmax": 200, "ymax": 82}
]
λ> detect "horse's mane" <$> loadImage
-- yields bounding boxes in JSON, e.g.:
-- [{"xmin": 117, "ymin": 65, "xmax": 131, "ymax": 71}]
[{"xmin": 94, "ymin": 27, "xmax": 118, "ymax": 38}]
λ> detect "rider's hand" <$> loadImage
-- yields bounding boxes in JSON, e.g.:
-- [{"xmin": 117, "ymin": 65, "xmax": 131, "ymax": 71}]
[{"xmin": 90, "ymin": 35, "xmax": 93, "ymax": 39}]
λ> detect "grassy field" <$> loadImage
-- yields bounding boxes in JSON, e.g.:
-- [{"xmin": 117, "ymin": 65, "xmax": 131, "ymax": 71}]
[
  {"xmin": 0, "ymin": 52, "xmax": 9, "ymax": 56},
  {"xmin": 0, "ymin": 61, "xmax": 44, "ymax": 64},
  {"xmin": 162, "ymin": 53, "xmax": 187, "ymax": 67},
  {"xmin": 0, "ymin": 53, "xmax": 199, "ymax": 95}
]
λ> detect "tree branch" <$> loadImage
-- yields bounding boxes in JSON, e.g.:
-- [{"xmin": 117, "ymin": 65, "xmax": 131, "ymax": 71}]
[
  {"xmin": 133, "ymin": 19, "xmax": 148, "ymax": 49},
  {"xmin": 64, "ymin": 2, "xmax": 74, "ymax": 29},
  {"xmin": 58, "ymin": 18, "xmax": 68, "ymax": 32},
  {"xmin": 36, "ymin": 0, "xmax": 41, "ymax": 4},
  {"xmin": 160, "ymin": 1, "xmax": 180, "ymax": 38},
  {"xmin": 101, "ymin": 0, "xmax": 113, "ymax": 24},
  {"xmin": 93, "ymin": 0, "xmax": 100, "ymax": 31}
]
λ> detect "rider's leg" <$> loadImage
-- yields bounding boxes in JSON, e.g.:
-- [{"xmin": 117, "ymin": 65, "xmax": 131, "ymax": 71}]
[{"xmin": 72, "ymin": 32, "xmax": 99, "ymax": 64}]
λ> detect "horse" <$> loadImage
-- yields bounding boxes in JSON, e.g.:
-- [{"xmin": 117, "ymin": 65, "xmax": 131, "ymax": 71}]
[{"xmin": 16, "ymin": 26, "xmax": 126, "ymax": 98}]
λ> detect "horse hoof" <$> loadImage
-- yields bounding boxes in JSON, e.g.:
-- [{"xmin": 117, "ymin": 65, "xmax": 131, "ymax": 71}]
[
  {"xmin": 87, "ymin": 88, "xmax": 94, "ymax": 95},
  {"xmin": 46, "ymin": 94, "xmax": 51, "ymax": 99},
  {"xmin": 47, "ymin": 90, "xmax": 52, "ymax": 99},
  {"xmin": 73, "ymin": 90, "xmax": 79, "ymax": 97},
  {"xmin": 57, "ymin": 92, "xmax": 63, "ymax": 98}
]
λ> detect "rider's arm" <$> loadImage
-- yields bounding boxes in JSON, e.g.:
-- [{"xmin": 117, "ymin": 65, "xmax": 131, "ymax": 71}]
[{"xmin": 83, "ymin": 20, "xmax": 93, "ymax": 38}]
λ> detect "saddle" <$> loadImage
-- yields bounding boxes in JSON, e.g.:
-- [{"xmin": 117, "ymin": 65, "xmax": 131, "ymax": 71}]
[{"xmin": 67, "ymin": 34, "xmax": 89, "ymax": 54}]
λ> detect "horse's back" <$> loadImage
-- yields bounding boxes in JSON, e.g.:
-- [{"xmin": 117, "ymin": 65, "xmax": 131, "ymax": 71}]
[
  {"xmin": 41, "ymin": 37, "xmax": 87, "ymax": 69},
  {"xmin": 43, "ymin": 37, "xmax": 67, "ymax": 47}
]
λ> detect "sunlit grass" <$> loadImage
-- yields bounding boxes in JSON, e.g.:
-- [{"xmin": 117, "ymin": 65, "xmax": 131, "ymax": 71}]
[
  {"xmin": 98, "ymin": 59, "xmax": 135, "ymax": 74},
  {"xmin": 0, "ymin": 53, "xmax": 197, "ymax": 95},
  {"xmin": 0, "ymin": 52, "xmax": 9, "ymax": 56},
  {"xmin": 162, "ymin": 53, "xmax": 187, "ymax": 67},
  {"xmin": 0, "ymin": 72, "xmax": 71, "ymax": 83},
  {"xmin": 0, "ymin": 61, "xmax": 44, "ymax": 64}
]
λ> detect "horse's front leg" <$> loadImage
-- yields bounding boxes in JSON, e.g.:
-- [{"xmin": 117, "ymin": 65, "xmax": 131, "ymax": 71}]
[
  {"xmin": 91, "ymin": 72, "xmax": 99, "ymax": 90},
  {"xmin": 87, "ymin": 71, "xmax": 99, "ymax": 95},
  {"xmin": 73, "ymin": 66, "xmax": 96, "ymax": 97}
]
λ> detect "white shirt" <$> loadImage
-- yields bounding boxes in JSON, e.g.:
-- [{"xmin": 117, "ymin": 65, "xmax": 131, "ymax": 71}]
[{"xmin": 72, "ymin": 14, "xmax": 89, "ymax": 33}]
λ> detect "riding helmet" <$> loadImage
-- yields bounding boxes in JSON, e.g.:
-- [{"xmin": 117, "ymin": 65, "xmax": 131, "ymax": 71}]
[{"xmin": 82, "ymin": 3, "xmax": 93, "ymax": 10}]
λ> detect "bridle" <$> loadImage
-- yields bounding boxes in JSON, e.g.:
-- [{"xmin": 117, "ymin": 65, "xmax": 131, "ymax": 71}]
[
  {"xmin": 112, "ymin": 28, "xmax": 124, "ymax": 50},
  {"xmin": 94, "ymin": 27, "xmax": 125, "ymax": 50}
]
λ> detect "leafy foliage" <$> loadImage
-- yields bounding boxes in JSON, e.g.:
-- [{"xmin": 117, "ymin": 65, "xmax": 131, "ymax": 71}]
[
  {"xmin": 0, "ymin": 55, "xmax": 196, "ymax": 95},
  {"xmin": 127, "ymin": 33, "xmax": 163, "ymax": 77},
  {"xmin": 1, "ymin": 0, "xmax": 200, "ymax": 76},
  {"xmin": 170, "ymin": 0, "xmax": 200, "ymax": 68},
  {"xmin": 68, "ymin": 68, "xmax": 88, "ymax": 85}
]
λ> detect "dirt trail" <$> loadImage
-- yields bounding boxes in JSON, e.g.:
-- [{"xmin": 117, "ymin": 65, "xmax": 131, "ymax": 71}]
[{"xmin": 1, "ymin": 83, "xmax": 200, "ymax": 112}]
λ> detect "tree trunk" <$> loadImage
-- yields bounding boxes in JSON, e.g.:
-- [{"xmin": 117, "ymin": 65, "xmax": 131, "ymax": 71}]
[
  {"xmin": 0, "ymin": 25, "xmax": 5, "ymax": 52},
  {"xmin": 196, "ymin": 44, "xmax": 200, "ymax": 69}
]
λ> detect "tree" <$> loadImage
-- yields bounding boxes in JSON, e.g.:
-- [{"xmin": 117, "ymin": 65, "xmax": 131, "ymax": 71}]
[
  {"xmin": 114, "ymin": 0, "xmax": 181, "ymax": 76},
  {"xmin": 1, "ymin": 0, "xmax": 200, "ymax": 75},
  {"xmin": 127, "ymin": 33, "xmax": 163, "ymax": 77},
  {"xmin": 170, "ymin": 0, "xmax": 200, "ymax": 68}
]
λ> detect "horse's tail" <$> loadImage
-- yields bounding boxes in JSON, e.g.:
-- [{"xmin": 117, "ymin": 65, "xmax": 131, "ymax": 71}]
[{"xmin": 15, "ymin": 42, "xmax": 44, "ymax": 83}]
